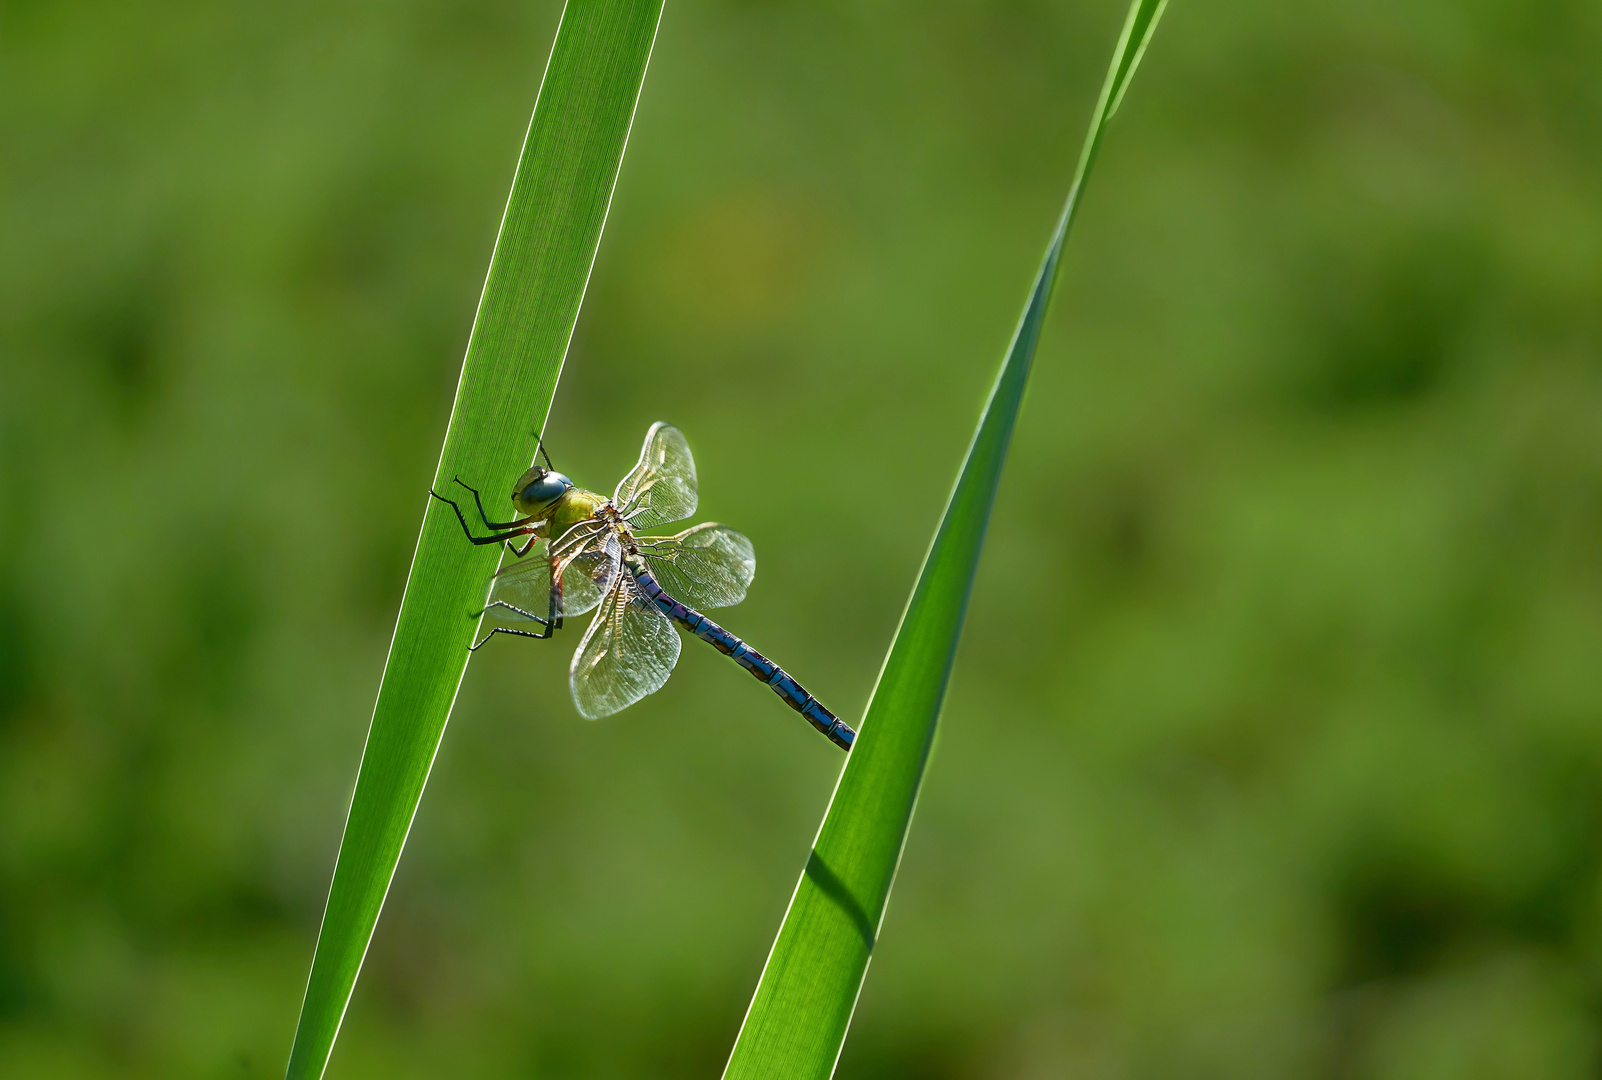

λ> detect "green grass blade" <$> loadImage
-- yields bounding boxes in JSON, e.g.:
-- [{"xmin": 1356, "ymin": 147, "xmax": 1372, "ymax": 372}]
[
  {"xmin": 721, "ymin": 3, "xmax": 1168, "ymax": 1076},
  {"xmin": 284, "ymin": 3, "xmax": 663, "ymax": 1077}
]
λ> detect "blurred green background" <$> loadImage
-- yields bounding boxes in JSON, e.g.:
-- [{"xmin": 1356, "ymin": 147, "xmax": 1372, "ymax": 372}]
[{"xmin": 3, "ymin": 0, "xmax": 1602, "ymax": 1076}]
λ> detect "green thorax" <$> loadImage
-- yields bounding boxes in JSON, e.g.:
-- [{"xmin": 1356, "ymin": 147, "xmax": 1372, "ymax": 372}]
[{"xmin": 548, "ymin": 487, "xmax": 609, "ymax": 546}]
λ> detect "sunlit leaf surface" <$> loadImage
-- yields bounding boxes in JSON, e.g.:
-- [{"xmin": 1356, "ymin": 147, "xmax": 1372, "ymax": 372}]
[
  {"xmin": 722, "ymin": 3, "xmax": 1170, "ymax": 1076},
  {"xmin": 284, "ymin": 4, "xmax": 664, "ymax": 1077}
]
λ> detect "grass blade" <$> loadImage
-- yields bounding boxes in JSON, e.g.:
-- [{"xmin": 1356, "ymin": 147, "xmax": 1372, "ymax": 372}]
[
  {"xmin": 284, "ymin": 3, "xmax": 664, "ymax": 1076},
  {"xmin": 721, "ymin": 2, "xmax": 1169, "ymax": 1076}
]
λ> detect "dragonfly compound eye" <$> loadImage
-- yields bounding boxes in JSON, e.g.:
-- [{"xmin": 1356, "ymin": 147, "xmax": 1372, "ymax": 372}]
[{"xmin": 516, "ymin": 470, "xmax": 572, "ymax": 510}]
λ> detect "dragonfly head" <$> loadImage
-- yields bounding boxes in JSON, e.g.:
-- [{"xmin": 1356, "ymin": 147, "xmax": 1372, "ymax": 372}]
[{"xmin": 511, "ymin": 466, "xmax": 573, "ymax": 518}]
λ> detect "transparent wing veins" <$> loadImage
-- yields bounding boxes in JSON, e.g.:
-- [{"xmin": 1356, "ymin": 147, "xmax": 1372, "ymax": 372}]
[
  {"xmin": 613, "ymin": 421, "xmax": 697, "ymax": 531},
  {"xmin": 569, "ymin": 568, "xmax": 680, "ymax": 719},
  {"xmin": 484, "ymin": 517, "xmax": 616, "ymax": 622},
  {"xmin": 635, "ymin": 523, "xmax": 755, "ymax": 610}
]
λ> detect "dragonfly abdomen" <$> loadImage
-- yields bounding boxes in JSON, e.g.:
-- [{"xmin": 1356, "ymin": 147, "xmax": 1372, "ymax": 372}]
[{"xmin": 630, "ymin": 563, "xmax": 855, "ymax": 752}]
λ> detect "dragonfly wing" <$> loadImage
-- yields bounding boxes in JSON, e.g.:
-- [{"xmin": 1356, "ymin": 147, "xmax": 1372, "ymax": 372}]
[
  {"xmin": 569, "ymin": 571, "xmax": 681, "ymax": 719},
  {"xmin": 637, "ymin": 523, "xmax": 755, "ymax": 609},
  {"xmin": 485, "ymin": 527, "xmax": 616, "ymax": 621},
  {"xmin": 613, "ymin": 421, "xmax": 697, "ymax": 531},
  {"xmin": 483, "ymin": 542, "xmax": 551, "ymax": 623},
  {"xmin": 554, "ymin": 531, "xmax": 622, "ymax": 617}
]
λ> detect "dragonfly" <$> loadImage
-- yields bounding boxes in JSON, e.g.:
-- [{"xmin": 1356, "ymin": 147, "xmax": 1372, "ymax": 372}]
[{"xmin": 430, "ymin": 422, "xmax": 856, "ymax": 751}]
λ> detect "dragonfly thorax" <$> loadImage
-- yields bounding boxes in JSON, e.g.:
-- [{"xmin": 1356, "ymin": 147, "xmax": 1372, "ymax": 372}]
[{"xmin": 545, "ymin": 487, "xmax": 612, "ymax": 542}]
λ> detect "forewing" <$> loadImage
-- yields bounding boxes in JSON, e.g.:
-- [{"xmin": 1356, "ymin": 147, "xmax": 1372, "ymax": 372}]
[
  {"xmin": 569, "ymin": 572, "xmax": 681, "ymax": 719},
  {"xmin": 637, "ymin": 523, "xmax": 755, "ymax": 609},
  {"xmin": 613, "ymin": 421, "xmax": 697, "ymax": 531}
]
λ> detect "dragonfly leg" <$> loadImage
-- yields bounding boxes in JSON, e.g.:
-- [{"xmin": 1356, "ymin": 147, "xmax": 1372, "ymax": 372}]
[
  {"xmin": 429, "ymin": 489, "xmax": 536, "ymax": 546},
  {"xmin": 468, "ymin": 595, "xmax": 556, "ymax": 640},
  {"xmin": 470, "ymin": 625, "xmax": 554, "ymax": 650},
  {"xmin": 508, "ymin": 534, "xmax": 540, "ymax": 558},
  {"xmin": 452, "ymin": 477, "xmax": 523, "ymax": 530},
  {"xmin": 475, "ymin": 599, "xmax": 554, "ymax": 633}
]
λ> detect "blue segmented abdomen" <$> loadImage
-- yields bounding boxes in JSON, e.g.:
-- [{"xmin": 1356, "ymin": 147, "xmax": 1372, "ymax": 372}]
[{"xmin": 630, "ymin": 562, "xmax": 856, "ymax": 751}]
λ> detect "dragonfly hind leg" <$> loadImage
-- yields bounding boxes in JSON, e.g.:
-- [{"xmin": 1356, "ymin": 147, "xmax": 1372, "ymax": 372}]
[
  {"xmin": 471, "ymin": 625, "xmax": 551, "ymax": 650},
  {"xmin": 471, "ymin": 599, "xmax": 556, "ymax": 647},
  {"xmin": 469, "ymin": 575, "xmax": 564, "ymax": 648},
  {"xmin": 474, "ymin": 599, "xmax": 555, "ymax": 633}
]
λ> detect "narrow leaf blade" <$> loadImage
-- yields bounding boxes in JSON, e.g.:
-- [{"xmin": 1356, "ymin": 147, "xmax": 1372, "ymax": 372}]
[
  {"xmin": 285, "ymin": 4, "xmax": 664, "ymax": 1077},
  {"xmin": 722, "ymin": 3, "xmax": 1168, "ymax": 1076}
]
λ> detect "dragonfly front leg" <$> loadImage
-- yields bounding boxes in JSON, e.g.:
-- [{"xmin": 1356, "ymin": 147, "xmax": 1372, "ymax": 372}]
[
  {"xmin": 429, "ymin": 489, "xmax": 539, "ymax": 547},
  {"xmin": 452, "ymin": 477, "xmax": 525, "ymax": 530}
]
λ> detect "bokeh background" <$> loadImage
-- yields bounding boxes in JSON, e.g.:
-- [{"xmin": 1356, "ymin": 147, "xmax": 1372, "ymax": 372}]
[{"xmin": 4, "ymin": 0, "xmax": 1602, "ymax": 1076}]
